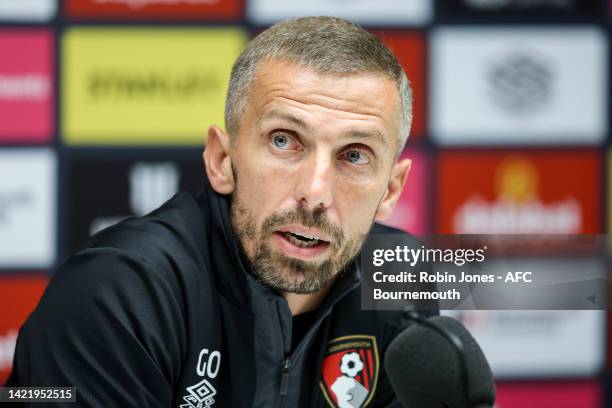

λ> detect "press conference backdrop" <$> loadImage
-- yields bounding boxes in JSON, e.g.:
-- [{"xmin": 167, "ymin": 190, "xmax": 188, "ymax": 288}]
[{"xmin": 0, "ymin": 0, "xmax": 610, "ymax": 406}]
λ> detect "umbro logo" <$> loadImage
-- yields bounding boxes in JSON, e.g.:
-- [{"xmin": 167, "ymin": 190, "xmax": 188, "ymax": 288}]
[{"xmin": 180, "ymin": 348, "xmax": 221, "ymax": 408}]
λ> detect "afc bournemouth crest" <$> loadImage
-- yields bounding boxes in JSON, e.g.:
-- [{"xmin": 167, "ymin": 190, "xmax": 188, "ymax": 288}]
[{"xmin": 319, "ymin": 335, "xmax": 379, "ymax": 408}]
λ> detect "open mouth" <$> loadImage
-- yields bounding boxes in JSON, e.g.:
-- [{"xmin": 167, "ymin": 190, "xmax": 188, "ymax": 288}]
[
  {"xmin": 272, "ymin": 227, "xmax": 332, "ymax": 259},
  {"xmin": 281, "ymin": 231, "xmax": 327, "ymax": 248}
]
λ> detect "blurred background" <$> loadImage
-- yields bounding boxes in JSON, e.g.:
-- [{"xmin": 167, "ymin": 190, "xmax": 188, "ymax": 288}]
[{"xmin": 0, "ymin": 0, "xmax": 609, "ymax": 406}]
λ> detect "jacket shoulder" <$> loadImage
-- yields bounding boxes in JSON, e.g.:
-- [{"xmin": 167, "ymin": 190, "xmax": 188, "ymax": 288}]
[
  {"xmin": 81, "ymin": 191, "xmax": 209, "ymax": 282},
  {"xmin": 9, "ymin": 245, "xmax": 185, "ymax": 401}
]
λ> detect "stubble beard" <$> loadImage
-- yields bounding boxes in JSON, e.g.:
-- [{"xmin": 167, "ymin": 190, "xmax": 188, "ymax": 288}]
[{"xmin": 229, "ymin": 189, "xmax": 366, "ymax": 294}]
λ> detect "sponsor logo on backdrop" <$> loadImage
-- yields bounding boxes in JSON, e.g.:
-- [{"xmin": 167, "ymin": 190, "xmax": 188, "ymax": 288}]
[
  {"xmin": 66, "ymin": 0, "xmax": 240, "ymax": 20},
  {"xmin": 0, "ymin": 31, "xmax": 53, "ymax": 141},
  {"xmin": 320, "ymin": 335, "xmax": 379, "ymax": 408},
  {"xmin": 67, "ymin": 154, "xmax": 203, "ymax": 252},
  {"xmin": 487, "ymin": 50, "xmax": 553, "ymax": 115},
  {"xmin": 0, "ymin": 191, "xmax": 34, "ymax": 224},
  {"xmin": 92, "ymin": 0, "xmax": 219, "ymax": 9},
  {"xmin": 88, "ymin": 70, "xmax": 220, "ymax": 100},
  {"xmin": 62, "ymin": 29, "xmax": 245, "ymax": 145},
  {"xmin": 439, "ymin": 0, "xmax": 601, "ymax": 19},
  {"xmin": 130, "ymin": 162, "xmax": 179, "ymax": 215},
  {"xmin": 437, "ymin": 151, "xmax": 600, "ymax": 234},
  {"xmin": 0, "ymin": 74, "xmax": 51, "ymax": 101},
  {"xmin": 0, "ymin": 150, "xmax": 56, "ymax": 267},
  {"xmin": 90, "ymin": 162, "xmax": 180, "ymax": 234},
  {"xmin": 453, "ymin": 158, "xmax": 580, "ymax": 233},
  {"xmin": 431, "ymin": 28, "xmax": 606, "ymax": 144},
  {"xmin": 0, "ymin": 0, "xmax": 56, "ymax": 21},
  {"xmin": 248, "ymin": 0, "xmax": 431, "ymax": 25},
  {"xmin": 446, "ymin": 309, "xmax": 604, "ymax": 377},
  {"xmin": 0, "ymin": 275, "xmax": 48, "ymax": 384},
  {"xmin": 463, "ymin": 0, "xmax": 574, "ymax": 10}
]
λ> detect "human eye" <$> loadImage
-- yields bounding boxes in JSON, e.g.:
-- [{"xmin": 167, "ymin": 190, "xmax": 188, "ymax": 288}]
[
  {"xmin": 338, "ymin": 146, "xmax": 371, "ymax": 165},
  {"xmin": 270, "ymin": 132, "xmax": 300, "ymax": 150}
]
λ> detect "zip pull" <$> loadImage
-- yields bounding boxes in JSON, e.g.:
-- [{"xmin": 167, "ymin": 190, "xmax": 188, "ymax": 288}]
[{"xmin": 280, "ymin": 357, "xmax": 292, "ymax": 396}]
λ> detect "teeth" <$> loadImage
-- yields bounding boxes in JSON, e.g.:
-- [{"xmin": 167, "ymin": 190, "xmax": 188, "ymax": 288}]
[
  {"xmin": 289, "ymin": 231, "xmax": 321, "ymax": 241},
  {"xmin": 284, "ymin": 232, "xmax": 321, "ymax": 248}
]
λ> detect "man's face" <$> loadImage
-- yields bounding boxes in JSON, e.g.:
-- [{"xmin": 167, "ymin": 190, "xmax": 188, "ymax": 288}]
[{"xmin": 229, "ymin": 59, "xmax": 403, "ymax": 294}]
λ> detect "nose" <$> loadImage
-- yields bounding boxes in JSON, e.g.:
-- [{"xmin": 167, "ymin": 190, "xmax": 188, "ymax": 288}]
[{"xmin": 295, "ymin": 150, "xmax": 335, "ymax": 212}]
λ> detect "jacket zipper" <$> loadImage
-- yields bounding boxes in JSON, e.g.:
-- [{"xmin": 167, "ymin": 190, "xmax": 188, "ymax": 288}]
[
  {"xmin": 279, "ymin": 356, "xmax": 291, "ymax": 396},
  {"xmin": 275, "ymin": 272, "xmax": 358, "ymax": 407}
]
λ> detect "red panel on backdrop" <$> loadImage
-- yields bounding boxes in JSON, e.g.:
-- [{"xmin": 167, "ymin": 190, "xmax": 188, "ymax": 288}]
[
  {"xmin": 0, "ymin": 275, "xmax": 48, "ymax": 385},
  {"xmin": 495, "ymin": 381, "xmax": 601, "ymax": 408},
  {"xmin": 436, "ymin": 150, "xmax": 601, "ymax": 234},
  {"xmin": 374, "ymin": 31, "xmax": 427, "ymax": 139},
  {"xmin": 0, "ymin": 30, "xmax": 53, "ymax": 143},
  {"xmin": 66, "ymin": 0, "xmax": 243, "ymax": 21}
]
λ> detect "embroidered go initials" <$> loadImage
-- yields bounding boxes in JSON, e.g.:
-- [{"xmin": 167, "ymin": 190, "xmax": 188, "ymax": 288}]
[{"xmin": 180, "ymin": 348, "xmax": 221, "ymax": 408}]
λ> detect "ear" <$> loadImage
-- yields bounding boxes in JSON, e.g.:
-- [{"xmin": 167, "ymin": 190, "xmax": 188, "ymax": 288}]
[
  {"xmin": 375, "ymin": 158, "xmax": 411, "ymax": 221},
  {"xmin": 203, "ymin": 125, "xmax": 235, "ymax": 195}
]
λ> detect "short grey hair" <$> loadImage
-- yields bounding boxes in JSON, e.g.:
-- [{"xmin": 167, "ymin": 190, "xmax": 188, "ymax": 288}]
[{"xmin": 224, "ymin": 16, "xmax": 413, "ymax": 153}]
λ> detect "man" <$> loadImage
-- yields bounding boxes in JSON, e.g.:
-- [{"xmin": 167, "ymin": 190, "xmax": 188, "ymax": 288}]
[{"xmin": 8, "ymin": 16, "xmax": 437, "ymax": 407}]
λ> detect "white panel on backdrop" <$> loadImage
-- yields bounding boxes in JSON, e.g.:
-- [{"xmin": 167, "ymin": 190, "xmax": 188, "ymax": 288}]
[
  {"xmin": 0, "ymin": 0, "xmax": 56, "ymax": 21},
  {"xmin": 431, "ymin": 27, "xmax": 607, "ymax": 144},
  {"xmin": 442, "ymin": 309, "xmax": 605, "ymax": 378},
  {"xmin": 0, "ymin": 149, "xmax": 56, "ymax": 267},
  {"xmin": 248, "ymin": 0, "xmax": 431, "ymax": 26}
]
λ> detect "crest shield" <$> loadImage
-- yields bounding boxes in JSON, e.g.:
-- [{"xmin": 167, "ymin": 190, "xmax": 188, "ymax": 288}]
[{"xmin": 320, "ymin": 335, "xmax": 380, "ymax": 408}]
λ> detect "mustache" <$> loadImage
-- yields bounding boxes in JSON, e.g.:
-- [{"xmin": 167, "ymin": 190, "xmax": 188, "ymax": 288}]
[{"xmin": 260, "ymin": 206, "xmax": 344, "ymax": 247}]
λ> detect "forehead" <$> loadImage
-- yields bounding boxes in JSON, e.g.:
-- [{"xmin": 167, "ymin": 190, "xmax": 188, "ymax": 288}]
[{"xmin": 247, "ymin": 59, "xmax": 401, "ymax": 144}]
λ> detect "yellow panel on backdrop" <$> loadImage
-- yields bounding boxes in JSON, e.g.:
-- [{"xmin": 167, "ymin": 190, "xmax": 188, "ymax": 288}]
[{"xmin": 62, "ymin": 28, "xmax": 246, "ymax": 145}]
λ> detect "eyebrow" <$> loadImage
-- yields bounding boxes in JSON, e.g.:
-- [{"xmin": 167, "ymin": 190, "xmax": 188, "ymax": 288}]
[
  {"xmin": 258, "ymin": 109, "xmax": 387, "ymax": 147},
  {"xmin": 257, "ymin": 110, "xmax": 309, "ymax": 130},
  {"xmin": 344, "ymin": 129, "xmax": 387, "ymax": 147}
]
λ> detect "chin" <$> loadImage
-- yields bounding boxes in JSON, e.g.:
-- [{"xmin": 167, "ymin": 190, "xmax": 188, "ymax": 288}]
[{"xmin": 279, "ymin": 268, "xmax": 307, "ymax": 283}]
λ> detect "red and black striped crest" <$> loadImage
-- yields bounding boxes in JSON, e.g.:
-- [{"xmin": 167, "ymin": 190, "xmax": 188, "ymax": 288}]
[{"xmin": 320, "ymin": 335, "xmax": 380, "ymax": 408}]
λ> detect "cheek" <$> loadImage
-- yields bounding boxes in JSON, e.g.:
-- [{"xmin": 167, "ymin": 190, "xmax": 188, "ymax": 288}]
[
  {"xmin": 234, "ymin": 159, "xmax": 294, "ymax": 228},
  {"xmin": 336, "ymin": 179, "xmax": 385, "ymax": 234}
]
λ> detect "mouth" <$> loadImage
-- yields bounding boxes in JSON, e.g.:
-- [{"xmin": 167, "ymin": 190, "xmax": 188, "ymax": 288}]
[{"xmin": 272, "ymin": 225, "xmax": 332, "ymax": 260}]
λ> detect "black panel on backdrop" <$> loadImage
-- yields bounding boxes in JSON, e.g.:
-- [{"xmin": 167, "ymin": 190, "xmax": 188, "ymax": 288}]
[
  {"xmin": 64, "ymin": 149, "xmax": 205, "ymax": 255},
  {"xmin": 436, "ymin": 0, "xmax": 606, "ymax": 21}
]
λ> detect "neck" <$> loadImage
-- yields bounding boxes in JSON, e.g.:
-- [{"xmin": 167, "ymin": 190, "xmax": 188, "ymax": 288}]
[{"xmin": 283, "ymin": 279, "xmax": 335, "ymax": 316}]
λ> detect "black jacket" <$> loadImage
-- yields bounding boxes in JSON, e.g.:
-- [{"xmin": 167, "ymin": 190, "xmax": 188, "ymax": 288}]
[{"xmin": 7, "ymin": 174, "xmax": 438, "ymax": 407}]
